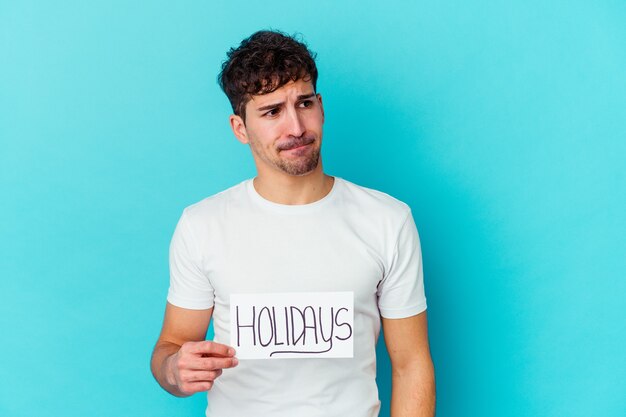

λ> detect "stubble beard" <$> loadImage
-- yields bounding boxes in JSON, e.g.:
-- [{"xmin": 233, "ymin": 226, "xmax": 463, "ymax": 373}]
[
  {"xmin": 275, "ymin": 146, "xmax": 321, "ymax": 176},
  {"xmin": 251, "ymin": 139, "xmax": 322, "ymax": 176}
]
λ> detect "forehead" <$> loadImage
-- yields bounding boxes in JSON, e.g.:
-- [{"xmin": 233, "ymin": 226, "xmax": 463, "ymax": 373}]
[{"xmin": 248, "ymin": 79, "xmax": 315, "ymax": 107}]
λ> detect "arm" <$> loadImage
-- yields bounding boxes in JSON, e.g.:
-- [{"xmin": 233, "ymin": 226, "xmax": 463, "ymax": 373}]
[
  {"xmin": 150, "ymin": 302, "xmax": 238, "ymax": 397},
  {"xmin": 382, "ymin": 311, "xmax": 436, "ymax": 417}
]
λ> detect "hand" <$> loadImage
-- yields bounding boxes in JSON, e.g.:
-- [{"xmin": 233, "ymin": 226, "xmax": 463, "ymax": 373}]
[{"xmin": 166, "ymin": 340, "xmax": 238, "ymax": 395}]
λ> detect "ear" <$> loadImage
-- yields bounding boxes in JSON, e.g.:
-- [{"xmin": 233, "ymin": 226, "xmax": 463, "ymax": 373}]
[
  {"xmin": 229, "ymin": 114, "xmax": 249, "ymax": 144},
  {"xmin": 316, "ymin": 93, "xmax": 325, "ymax": 123}
]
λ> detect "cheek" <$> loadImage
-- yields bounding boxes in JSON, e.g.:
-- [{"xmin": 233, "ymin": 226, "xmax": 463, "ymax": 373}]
[
  {"xmin": 307, "ymin": 112, "xmax": 324, "ymax": 129},
  {"xmin": 249, "ymin": 131, "xmax": 277, "ymax": 152},
  {"xmin": 248, "ymin": 118, "xmax": 295, "ymax": 146},
  {"xmin": 257, "ymin": 128, "xmax": 282, "ymax": 147}
]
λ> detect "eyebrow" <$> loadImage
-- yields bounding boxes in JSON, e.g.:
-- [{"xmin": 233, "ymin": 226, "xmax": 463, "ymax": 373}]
[{"xmin": 255, "ymin": 93, "xmax": 316, "ymax": 112}]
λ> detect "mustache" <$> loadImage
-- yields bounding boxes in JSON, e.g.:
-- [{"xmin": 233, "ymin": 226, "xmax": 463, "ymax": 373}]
[{"xmin": 277, "ymin": 136, "xmax": 316, "ymax": 151}]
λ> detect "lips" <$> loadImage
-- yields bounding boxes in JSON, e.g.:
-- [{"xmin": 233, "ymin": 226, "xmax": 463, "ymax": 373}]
[
  {"xmin": 279, "ymin": 137, "xmax": 315, "ymax": 151},
  {"xmin": 286, "ymin": 143, "xmax": 309, "ymax": 151}
]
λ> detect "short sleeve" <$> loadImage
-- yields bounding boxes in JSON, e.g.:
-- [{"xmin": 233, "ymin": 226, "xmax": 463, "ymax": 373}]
[
  {"xmin": 377, "ymin": 210, "xmax": 427, "ymax": 318},
  {"xmin": 167, "ymin": 210, "xmax": 215, "ymax": 309}
]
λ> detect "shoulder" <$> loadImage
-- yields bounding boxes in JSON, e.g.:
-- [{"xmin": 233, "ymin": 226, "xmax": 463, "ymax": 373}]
[
  {"xmin": 180, "ymin": 179, "xmax": 249, "ymax": 224},
  {"xmin": 337, "ymin": 177, "xmax": 412, "ymax": 221}
]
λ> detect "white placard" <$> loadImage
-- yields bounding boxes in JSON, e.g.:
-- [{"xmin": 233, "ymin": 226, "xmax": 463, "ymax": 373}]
[{"xmin": 229, "ymin": 292, "xmax": 354, "ymax": 359}]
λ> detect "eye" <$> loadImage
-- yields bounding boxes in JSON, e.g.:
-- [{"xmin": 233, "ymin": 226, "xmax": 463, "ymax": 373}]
[
  {"xmin": 299, "ymin": 99, "xmax": 314, "ymax": 108},
  {"xmin": 264, "ymin": 108, "xmax": 280, "ymax": 117}
]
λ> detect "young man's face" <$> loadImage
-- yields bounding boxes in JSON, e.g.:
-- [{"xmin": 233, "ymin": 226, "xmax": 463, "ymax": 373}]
[{"xmin": 230, "ymin": 78, "xmax": 325, "ymax": 177}]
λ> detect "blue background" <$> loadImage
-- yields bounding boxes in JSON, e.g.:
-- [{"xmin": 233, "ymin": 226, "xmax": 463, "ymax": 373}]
[{"xmin": 1, "ymin": 1, "xmax": 624, "ymax": 416}]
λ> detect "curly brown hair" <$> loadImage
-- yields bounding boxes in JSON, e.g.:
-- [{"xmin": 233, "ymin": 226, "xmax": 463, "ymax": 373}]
[{"xmin": 218, "ymin": 30, "xmax": 318, "ymax": 121}]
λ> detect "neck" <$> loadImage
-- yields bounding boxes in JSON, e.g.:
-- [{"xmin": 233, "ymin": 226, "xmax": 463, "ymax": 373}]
[{"xmin": 253, "ymin": 165, "xmax": 334, "ymax": 205}]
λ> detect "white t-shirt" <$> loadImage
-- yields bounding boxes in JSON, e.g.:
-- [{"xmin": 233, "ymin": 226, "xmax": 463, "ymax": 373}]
[{"xmin": 167, "ymin": 176, "xmax": 427, "ymax": 417}]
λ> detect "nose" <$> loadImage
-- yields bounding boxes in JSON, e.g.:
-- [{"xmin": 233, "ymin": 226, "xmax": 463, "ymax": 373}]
[{"xmin": 285, "ymin": 107, "xmax": 305, "ymax": 137}]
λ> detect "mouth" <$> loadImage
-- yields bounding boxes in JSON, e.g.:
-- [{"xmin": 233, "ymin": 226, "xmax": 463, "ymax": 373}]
[
  {"xmin": 286, "ymin": 143, "xmax": 310, "ymax": 151},
  {"xmin": 279, "ymin": 137, "xmax": 315, "ymax": 152}
]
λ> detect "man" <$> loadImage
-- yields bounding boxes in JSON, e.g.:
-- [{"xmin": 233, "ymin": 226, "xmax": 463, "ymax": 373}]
[{"xmin": 151, "ymin": 30, "xmax": 435, "ymax": 416}]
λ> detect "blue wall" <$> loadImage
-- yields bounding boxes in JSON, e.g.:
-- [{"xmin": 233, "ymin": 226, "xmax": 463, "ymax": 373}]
[{"xmin": 1, "ymin": 1, "xmax": 624, "ymax": 416}]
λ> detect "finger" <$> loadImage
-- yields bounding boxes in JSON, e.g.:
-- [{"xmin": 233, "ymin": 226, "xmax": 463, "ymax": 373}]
[
  {"xmin": 180, "ymin": 381, "xmax": 214, "ymax": 395},
  {"xmin": 187, "ymin": 355, "xmax": 239, "ymax": 371},
  {"xmin": 185, "ymin": 369, "xmax": 223, "ymax": 382},
  {"xmin": 186, "ymin": 341, "xmax": 236, "ymax": 357}
]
